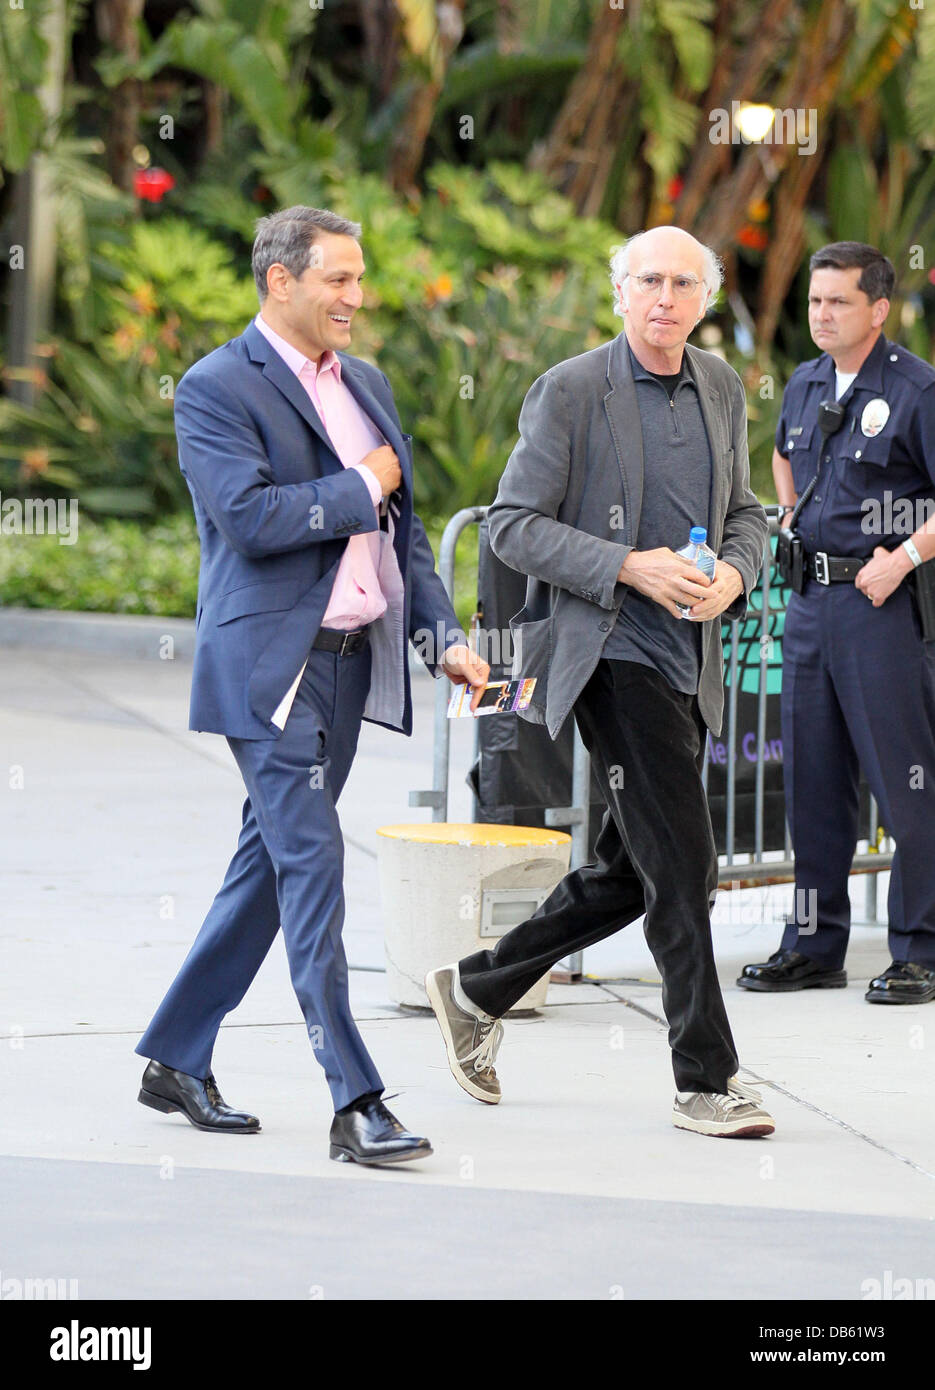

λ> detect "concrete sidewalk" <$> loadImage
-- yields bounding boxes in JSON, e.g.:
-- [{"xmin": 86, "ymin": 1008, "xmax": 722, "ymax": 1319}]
[{"xmin": 1, "ymin": 638, "xmax": 933, "ymax": 1300}]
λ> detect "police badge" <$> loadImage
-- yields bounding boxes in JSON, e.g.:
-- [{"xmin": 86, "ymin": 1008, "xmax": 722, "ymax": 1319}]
[{"xmin": 860, "ymin": 398, "xmax": 891, "ymax": 437}]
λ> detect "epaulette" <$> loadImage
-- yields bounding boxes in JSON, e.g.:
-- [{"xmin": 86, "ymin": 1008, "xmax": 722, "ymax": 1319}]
[{"xmin": 883, "ymin": 344, "xmax": 935, "ymax": 389}]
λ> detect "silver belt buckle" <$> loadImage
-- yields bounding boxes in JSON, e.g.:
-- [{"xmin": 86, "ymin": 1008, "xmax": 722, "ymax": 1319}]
[
  {"xmin": 814, "ymin": 551, "xmax": 830, "ymax": 585},
  {"xmin": 339, "ymin": 627, "xmax": 367, "ymax": 655}
]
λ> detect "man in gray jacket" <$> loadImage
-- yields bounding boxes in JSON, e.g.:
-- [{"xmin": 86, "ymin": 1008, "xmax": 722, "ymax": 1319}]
[{"xmin": 427, "ymin": 226, "xmax": 774, "ymax": 1137}]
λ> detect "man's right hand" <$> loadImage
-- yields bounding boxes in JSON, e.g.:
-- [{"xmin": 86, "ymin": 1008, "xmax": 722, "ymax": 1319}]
[
  {"xmin": 361, "ymin": 445, "xmax": 402, "ymax": 498},
  {"xmin": 617, "ymin": 547, "xmax": 713, "ymax": 619}
]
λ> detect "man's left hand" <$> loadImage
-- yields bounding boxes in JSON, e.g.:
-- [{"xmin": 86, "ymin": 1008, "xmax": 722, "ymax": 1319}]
[
  {"xmin": 855, "ymin": 544, "xmax": 913, "ymax": 608},
  {"xmin": 440, "ymin": 644, "xmax": 491, "ymax": 711},
  {"xmin": 686, "ymin": 560, "xmax": 745, "ymax": 621}
]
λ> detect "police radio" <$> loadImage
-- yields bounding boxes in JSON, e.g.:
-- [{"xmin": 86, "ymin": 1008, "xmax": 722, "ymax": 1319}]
[{"xmin": 777, "ymin": 399, "xmax": 846, "ymax": 592}]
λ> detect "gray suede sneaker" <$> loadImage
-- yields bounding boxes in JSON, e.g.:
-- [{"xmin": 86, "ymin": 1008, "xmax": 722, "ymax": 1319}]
[
  {"xmin": 425, "ymin": 963, "xmax": 503, "ymax": 1104},
  {"xmin": 672, "ymin": 1077, "xmax": 775, "ymax": 1137}
]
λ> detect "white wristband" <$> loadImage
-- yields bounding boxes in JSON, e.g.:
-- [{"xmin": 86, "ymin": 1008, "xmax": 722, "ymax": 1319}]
[{"xmin": 902, "ymin": 538, "xmax": 923, "ymax": 568}]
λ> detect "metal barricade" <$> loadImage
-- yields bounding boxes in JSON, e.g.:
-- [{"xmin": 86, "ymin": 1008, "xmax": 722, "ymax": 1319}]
[{"xmin": 409, "ymin": 505, "xmax": 894, "ymax": 947}]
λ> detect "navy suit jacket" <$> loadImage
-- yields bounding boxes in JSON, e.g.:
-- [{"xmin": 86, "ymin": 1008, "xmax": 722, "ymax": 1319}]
[{"xmin": 175, "ymin": 321, "xmax": 466, "ymax": 740}]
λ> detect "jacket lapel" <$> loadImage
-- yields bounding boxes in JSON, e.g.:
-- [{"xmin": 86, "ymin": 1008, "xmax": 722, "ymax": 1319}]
[
  {"xmin": 603, "ymin": 333, "xmax": 643, "ymax": 546},
  {"xmin": 242, "ymin": 324, "xmax": 413, "ymax": 498},
  {"xmin": 685, "ymin": 345, "xmax": 732, "ymax": 549},
  {"xmin": 602, "ymin": 335, "xmax": 735, "ymax": 552},
  {"xmin": 244, "ymin": 322, "xmax": 341, "ymax": 468},
  {"xmin": 337, "ymin": 356, "xmax": 412, "ymax": 494}
]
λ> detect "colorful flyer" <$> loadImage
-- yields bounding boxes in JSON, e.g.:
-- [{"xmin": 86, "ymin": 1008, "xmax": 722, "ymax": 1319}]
[{"xmin": 447, "ymin": 677, "xmax": 537, "ymax": 719}]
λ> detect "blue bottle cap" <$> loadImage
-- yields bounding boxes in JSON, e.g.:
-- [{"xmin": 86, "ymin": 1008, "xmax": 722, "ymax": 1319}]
[{"xmin": 689, "ymin": 526, "xmax": 708, "ymax": 543}]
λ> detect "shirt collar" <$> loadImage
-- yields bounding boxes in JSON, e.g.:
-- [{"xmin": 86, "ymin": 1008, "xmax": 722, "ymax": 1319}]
[
  {"xmin": 798, "ymin": 333, "xmax": 886, "ymax": 393},
  {"xmin": 849, "ymin": 333, "xmax": 887, "ymax": 393},
  {"xmin": 626, "ymin": 339, "xmax": 690, "ymax": 384},
  {"xmin": 254, "ymin": 313, "xmax": 342, "ymax": 382}
]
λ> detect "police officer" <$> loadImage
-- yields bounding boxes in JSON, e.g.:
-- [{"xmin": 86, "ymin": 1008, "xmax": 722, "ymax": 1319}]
[{"xmin": 739, "ymin": 241, "xmax": 935, "ymax": 1003}]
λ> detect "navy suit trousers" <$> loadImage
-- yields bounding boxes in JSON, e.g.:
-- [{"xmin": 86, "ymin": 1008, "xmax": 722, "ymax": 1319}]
[
  {"xmin": 135, "ymin": 643, "xmax": 384, "ymax": 1111},
  {"xmin": 779, "ymin": 582, "xmax": 935, "ymax": 969}
]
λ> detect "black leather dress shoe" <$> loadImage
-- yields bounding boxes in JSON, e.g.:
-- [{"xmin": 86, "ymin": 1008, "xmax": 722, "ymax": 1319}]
[
  {"xmin": 138, "ymin": 1060, "xmax": 261, "ymax": 1133},
  {"xmin": 737, "ymin": 949, "xmax": 847, "ymax": 992},
  {"xmin": 329, "ymin": 1096, "xmax": 432, "ymax": 1166},
  {"xmin": 866, "ymin": 961, "xmax": 935, "ymax": 1004}
]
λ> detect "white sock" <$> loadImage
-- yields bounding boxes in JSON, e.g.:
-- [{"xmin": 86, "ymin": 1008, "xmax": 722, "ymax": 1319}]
[{"xmin": 452, "ymin": 967, "xmax": 495, "ymax": 1022}]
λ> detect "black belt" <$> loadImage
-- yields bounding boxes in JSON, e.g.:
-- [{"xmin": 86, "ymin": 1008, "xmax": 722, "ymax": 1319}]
[
  {"xmin": 313, "ymin": 625, "xmax": 371, "ymax": 655},
  {"xmin": 804, "ymin": 552, "xmax": 868, "ymax": 585}
]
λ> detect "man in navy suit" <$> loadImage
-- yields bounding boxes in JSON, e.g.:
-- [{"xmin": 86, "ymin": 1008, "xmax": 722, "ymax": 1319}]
[{"xmin": 135, "ymin": 206, "xmax": 489, "ymax": 1164}]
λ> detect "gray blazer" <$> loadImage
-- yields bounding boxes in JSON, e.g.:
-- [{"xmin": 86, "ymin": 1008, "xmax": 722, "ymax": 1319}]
[{"xmin": 487, "ymin": 331, "xmax": 768, "ymax": 739}]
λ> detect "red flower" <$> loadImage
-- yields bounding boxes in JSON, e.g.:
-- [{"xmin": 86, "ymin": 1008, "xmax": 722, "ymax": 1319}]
[
  {"xmin": 737, "ymin": 223, "xmax": 768, "ymax": 251},
  {"xmin": 667, "ymin": 176, "xmax": 684, "ymax": 202},
  {"xmin": 134, "ymin": 168, "xmax": 175, "ymax": 203}
]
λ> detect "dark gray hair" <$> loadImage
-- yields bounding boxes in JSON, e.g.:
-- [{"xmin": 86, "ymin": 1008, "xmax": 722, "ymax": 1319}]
[
  {"xmin": 809, "ymin": 241, "xmax": 895, "ymax": 303},
  {"xmin": 251, "ymin": 206, "xmax": 362, "ymax": 300}
]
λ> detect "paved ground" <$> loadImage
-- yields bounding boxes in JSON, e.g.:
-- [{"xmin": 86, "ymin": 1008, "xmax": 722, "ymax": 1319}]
[{"xmin": 2, "ymin": 638, "xmax": 934, "ymax": 1301}]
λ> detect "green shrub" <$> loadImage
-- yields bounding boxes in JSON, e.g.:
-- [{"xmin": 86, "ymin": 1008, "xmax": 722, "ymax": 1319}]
[
  {"xmin": 0, "ymin": 506, "xmax": 488, "ymax": 629},
  {"xmin": 0, "ymin": 509, "xmax": 481, "ymax": 626},
  {"xmin": 0, "ymin": 220, "xmax": 257, "ymax": 519},
  {"xmin": 0, "ymin": 513, "xmax": 199, "ymax": 616}
]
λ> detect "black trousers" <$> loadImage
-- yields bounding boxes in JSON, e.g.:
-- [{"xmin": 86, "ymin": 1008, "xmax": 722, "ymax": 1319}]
[{"xmin": 459, "ymin": 659, "xmax": 739, "ymax": 1093}]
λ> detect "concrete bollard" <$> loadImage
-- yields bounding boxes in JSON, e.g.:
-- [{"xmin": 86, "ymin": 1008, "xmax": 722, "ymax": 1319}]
[{"xmin": 376, "ymin": 823, "xmax": 572, "ymax": 1012}]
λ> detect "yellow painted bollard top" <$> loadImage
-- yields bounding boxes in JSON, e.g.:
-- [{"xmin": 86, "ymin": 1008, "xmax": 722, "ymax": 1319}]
[{"xmin": 376, "ymin": 823, "xmax": 572, "ymax": 847}]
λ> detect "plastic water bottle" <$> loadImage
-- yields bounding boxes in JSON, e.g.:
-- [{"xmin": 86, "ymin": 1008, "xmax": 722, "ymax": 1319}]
[{"xmin": 674, "ymin": 526, "xmax": 717, "ymax": 617}]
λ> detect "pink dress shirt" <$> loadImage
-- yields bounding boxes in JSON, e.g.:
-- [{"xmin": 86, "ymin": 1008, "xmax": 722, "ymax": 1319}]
[
  {"xmin": 254, "ymin": 313, "xmax": 389, "ymax": 629},
  {"xmin": 254, "ymin": 314, "xmax": 396, "ymax": 729}
]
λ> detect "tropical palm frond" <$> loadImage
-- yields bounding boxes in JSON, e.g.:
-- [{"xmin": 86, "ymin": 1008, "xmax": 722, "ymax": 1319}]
[
  {"xmin": 132, "ymin": 18, "xmax": 299, "ymax": 151},
  {"xmin": 654, "ymin": 0, "xmax": 715, "ymax": 92},
  {"xmin": 0, "ymin": 0, "xmax": 52, "ymax": 173},
  {"xmin": 906, "ymin": 3, "xmax": 935, "ymax": 144}
]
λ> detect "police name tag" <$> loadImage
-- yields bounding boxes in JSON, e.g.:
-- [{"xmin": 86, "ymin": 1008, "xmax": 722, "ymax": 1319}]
[{"xmin": 860, "ymin": 398, "xmax": 890, "ymax": 437}]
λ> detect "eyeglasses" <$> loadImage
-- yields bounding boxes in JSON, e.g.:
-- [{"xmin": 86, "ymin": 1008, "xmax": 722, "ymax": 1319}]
[{"xmin": 627, "ymin": 272, "xmax": 704, "ymax": 299}]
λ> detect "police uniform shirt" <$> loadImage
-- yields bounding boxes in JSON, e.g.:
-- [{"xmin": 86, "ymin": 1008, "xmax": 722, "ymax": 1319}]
[{"xmin": 776, "ymin": 335, "xmax": 935, "ymax": 558}]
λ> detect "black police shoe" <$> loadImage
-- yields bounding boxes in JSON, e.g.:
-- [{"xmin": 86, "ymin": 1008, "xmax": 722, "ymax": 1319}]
[
  {"xmin": 865, "ymin": 961, "xmax": 935, "ymax": 1004},
  {"xmin": 329, "ymin": 1095, "xmax": 432, "ymax": 1166},
  {"xmin": 138, "ymin": 1060, "xmax": 261, "ymax": 1132},
  {"xmin": 737, "ymin": 949, "xmax": 847, "ymax": 992}
]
